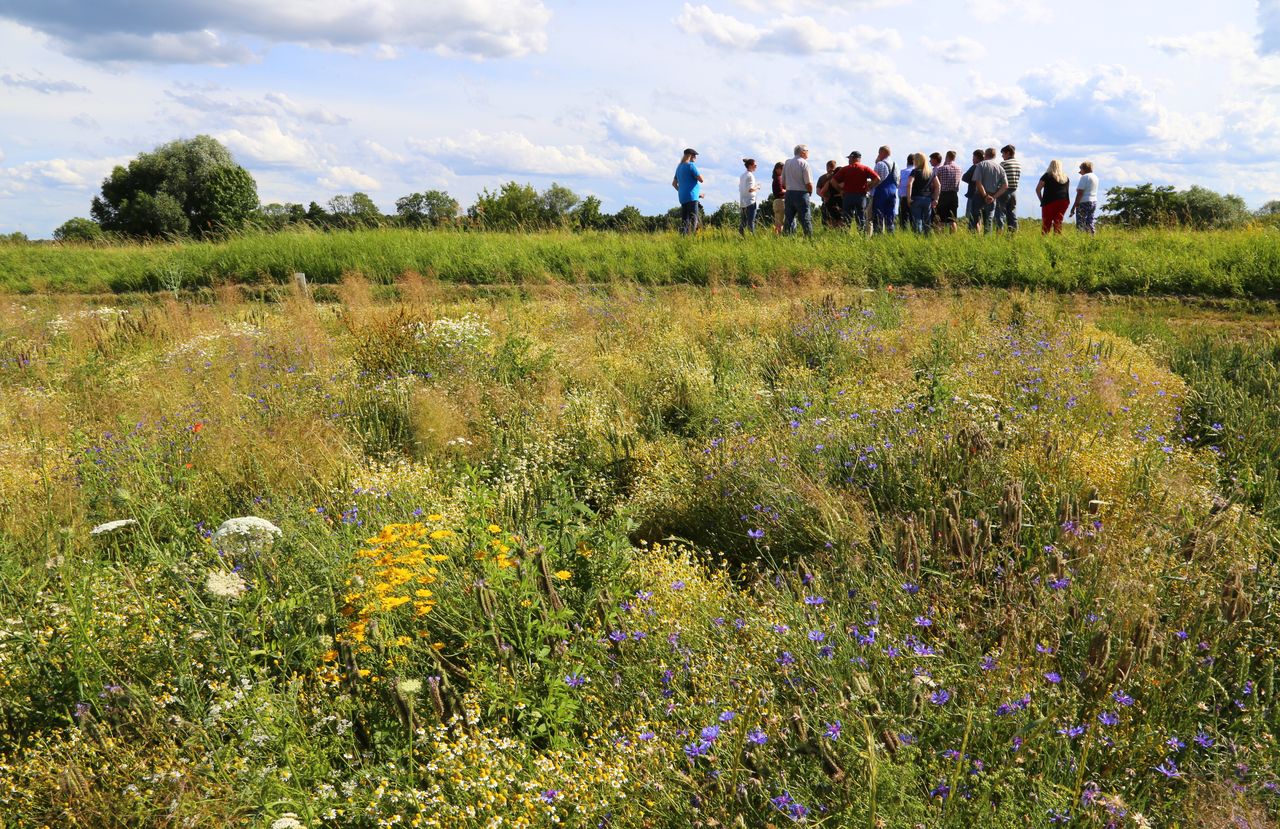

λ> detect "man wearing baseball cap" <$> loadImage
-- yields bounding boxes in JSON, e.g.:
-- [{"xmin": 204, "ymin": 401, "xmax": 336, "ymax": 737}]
[
  {"xmin": 831, "ymin": 150, "xmax": 881, "ymax": 235},
  {"xmin": 672, "ymin": 148, "xmax": 704, "ymax": 236}
]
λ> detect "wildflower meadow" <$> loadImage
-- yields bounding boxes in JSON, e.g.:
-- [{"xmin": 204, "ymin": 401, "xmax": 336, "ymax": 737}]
[{"xmin": 0, "ymin": 280, "xmax": 1276, "ymax": 827}]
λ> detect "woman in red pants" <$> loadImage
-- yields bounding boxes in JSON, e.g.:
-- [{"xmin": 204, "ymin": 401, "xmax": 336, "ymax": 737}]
[{"xmin": 1036, "ymin": 159, "xmax": 1071, "ymax": 234}]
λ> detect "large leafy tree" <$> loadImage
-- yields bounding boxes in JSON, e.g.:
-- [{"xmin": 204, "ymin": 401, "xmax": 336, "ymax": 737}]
[
  {"xmin": 395, "ymin": 190, "xmax": 460, "ymax": 228},
  {"xmin": 90, "ymin": 135, "xmax": 258, "ymax": 238}
]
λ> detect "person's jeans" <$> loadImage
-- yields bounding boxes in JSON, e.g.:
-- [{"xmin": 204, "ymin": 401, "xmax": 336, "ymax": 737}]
[
  {"xmin": 970, "ymin": 198, "xmax": 996, "ymax": 233},
  {"xmin": 842, "ymin": 193, "xmax": 868, "ymax": 232},
  {"xmin": 995, "ymin": 191, "xmax": 1018, "ymax": 231},
  {"xmin": 739, "ymin": 203, "xmax": 758, "ymax": 235},
  {"xmin": 680, "ymin": 201, "xmax": 699, "ymax": 236},
  {"xmin": 899, "ymin": 196, "xmax": 912, "ymax": 231},
  {"xmin": 872, "ymin": 189, "xmax": 896, "ymax": 233},
  {"xmin": 783, "ymin": 190, "xmax": 812, "ymax": 237},
  {"xmin": 910, "ymin": 196, "xmax": 933, "ymax": 234}
]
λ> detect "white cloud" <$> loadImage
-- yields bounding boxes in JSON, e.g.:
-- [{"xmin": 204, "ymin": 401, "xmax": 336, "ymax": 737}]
[
  {"xmin": 264, "ymin": 93, "xmax": 348, "ymax": 126},
  {"xmin": 0, "ymin": 156, "xmax": 128, "ymax": 194},
  {"xmin": 676, "ymin": 4, "xmax": 900, "ymax": 54},
  {"xmin": 1019, "ymin": 65, "xmax": 1168, "ymax": 147},
  {"xmin": 1262, "ymin": 0, "xmax": 1280, "ymax": 55},
  {"xmin": 823, "ymin": 53, "xmax": 955, "ymax": 128},
  {"xmin": 216, "ymin": 117, "xmax": 317, "ymax": 166},
  {"xmin": 412, "ymin": 130, "xmax": 616, "ymax": 177},
  {"xmin": 1150, "ymin": 27, "xmax": 1280, "ymax": 91},
  {"xmin": 318, "ymin": 165, "xmax": 380, "ymax": 191},
  {"xmin": 1, "ymin": 72, "xmax": 89, "ymax": 94},
  {"xmin": 0, "ymin": 0, "xmax": 552, "ymax": 64},
  {"xmin": 733, "ymin": 0, "xmax": 905, "ymax": 10},
  {"xmin": 363, "ymin": 140, "xmax": 406, "ymax": 163},
  {"xmin": 602, "ymin": 106, "xmax": 667, "ymax": 149},
  {"xmin": 967, "ymin": 0, "xmax": 1050, "ymax": 22},
  {"xmin": 921, "ymin": 35, "xmax": 986, "ymax": 64}
]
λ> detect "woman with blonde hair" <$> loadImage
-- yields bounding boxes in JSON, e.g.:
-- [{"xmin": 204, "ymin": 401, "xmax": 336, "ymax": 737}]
[
  {"xmin": 1035, "ymin": 159, "xmax": 1071, "ymax": 234},
  {"xmin": 905, "ymin": 152, "xmax": 939, "ymax": 234}
]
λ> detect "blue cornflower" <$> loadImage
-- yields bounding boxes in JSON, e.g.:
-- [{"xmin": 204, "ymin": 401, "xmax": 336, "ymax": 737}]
[
  {"xmin": 1058, "ymin": 724, "xmax": 1086, "ymax": 739},
  {"xmin": 608, "ymin": 630, "xmax": 627, "ymax": 642},
  {"xmin": 638, "ymin": 731, "xmax": 656, "ymax": 741},
  {"xmin": 747, "ymin": 528, "xmax": 765, "ymax": 539},
  {"xmin": 808, "ymin": 630, "xmax": 825, "ymax": 643},
  {"xmin": 1098, "ymin": 711, "xmax": 1119, "ymax": 726},
  {"xmin": 541, "ymin": 789, "xmax": 559, "ymax": 803},
  {"xmin": 777, "ymin": 651, "xmax": 796, "ymax": 666},
  {"xmin": 1194, "ymin": 732, "xmax": 1214, "ymax": 748},
  {"xmin": 771, "ymin": 624, "xmax": 790, "ymax": 634},
  {"xmin": 700, "ymin": 724, "xmax": 721, "ymax": 742},
  {"xmin": 914, "ymin": 616, "xmax": 933, "ymax": 627},
  {"xmin": 684, "ymin": 740, "xmax": 712, "ymax": 759},
  {"xmin": 670, "ymin": 580, "xmax": 685, "ymax": 591},
  {"xmin": 901, "ymin": 582, "xmax": 919, "ymax": 594},
  {"xmin": 746, "ymin": 728, "xmax": 768, "ymax": 745},
  {"xmin": 1048, "ymin": 577, "xmax": 1070, "ymax": 590},
  {"xmin": 980, "ymin": 656, "xmax": 997, "ymax": 671},
  {"xmin": 803, "ymin": 595, "xmax": 825, "ymax": 606},
  {"xmin": 564, "ymin": 673, "xmax": 585, "ymax": 688},
  {"xmin": 818, "ymin": 645, "xmax": 834, "ymax": 659},
  {"xmin": 930, "ymin": 689, "xmax": 951, "ymax": 705},
  {"xmin": 1166, "ymin": 735, "xmax": 1186, "ymax": 751},
  {"xmin": 1113, "ymin": 689, "xmax": 1135, "ymax": 706},
  {"xmin": 1044, "ymin": 671, "xmax": 1062, "ymax": 684},
  {"xmin": 824, "ymin": 721, "xmax": 842, "ymax": 740},
  {"xmin": 1153, "ymin": 757, "xmax": 1182, "ymax": 778},
  {"xmin": 719, "ymin": 710, "xmax": 736, "ymax": 722}
]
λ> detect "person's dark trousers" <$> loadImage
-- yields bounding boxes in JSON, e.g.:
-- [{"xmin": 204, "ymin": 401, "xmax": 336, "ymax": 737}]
[
  {"xmin": 680, "ymin": 201, "xmax": 699, "ymax": 236},
  {"xmin": 872, "ymin": 189, "xmax": 896, "ymax": 233},
  {"xmin": 974, "ymin": 198, "xmax": 996, "ymax": 234},
  {"xmin": 739, "ymin": 203, "xmax": 758, "ymax": 235},
  {"xmin": 842, "ymin": 193, "xmax": 868, "ymax": 233},
  {"xmin": 899, "ymin": 196, "xmax": 912, "ymax": 231},
  {"xmin": 783, "ymin": 190, "xmax": 813, "ymax": 237},
  {"xmin": 910, "ymin": 196, "xmax": 933, "ymax": 234},
  {"xmin": 996, "ymin": 191, "xmax": 1018, "ymax": 231}
]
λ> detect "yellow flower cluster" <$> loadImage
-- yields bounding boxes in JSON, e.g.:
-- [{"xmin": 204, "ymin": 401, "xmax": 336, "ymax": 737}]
[{"xmin": 338, "ymin": 521, "xmax": 451, "ymax": 651}]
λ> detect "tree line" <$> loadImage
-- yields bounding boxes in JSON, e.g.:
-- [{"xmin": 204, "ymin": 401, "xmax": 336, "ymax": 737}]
[{"xmin": 26, "ymin": 135, "xmax": 1280, "ymax": 243}]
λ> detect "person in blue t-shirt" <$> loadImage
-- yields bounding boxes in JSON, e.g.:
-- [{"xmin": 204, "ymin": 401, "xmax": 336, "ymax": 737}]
[{"xmin": 672, "ymin": 148, "xmax": 704, "ymax": 236}]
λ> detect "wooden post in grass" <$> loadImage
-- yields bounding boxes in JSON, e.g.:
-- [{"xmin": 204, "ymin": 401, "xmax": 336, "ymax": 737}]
[{"xmin": 293, "ymin": 272, "xmax": 310, "ymax": 299}]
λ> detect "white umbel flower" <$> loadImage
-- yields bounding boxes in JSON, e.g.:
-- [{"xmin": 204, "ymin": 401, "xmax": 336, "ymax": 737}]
[
  {"xmin": 90, "ymin": 519, "xmax": 138, "ymax": 535},
  {"xmin": 212, "ymin": 516, "xmax": 281, "ymax": 555},
  {"xmin": 270, "ymin": 815, "xmax": 305, "ymax": 829},
  {"xmin": 204, "ymin": 569, "xmax": 248, "ymax": 601}
]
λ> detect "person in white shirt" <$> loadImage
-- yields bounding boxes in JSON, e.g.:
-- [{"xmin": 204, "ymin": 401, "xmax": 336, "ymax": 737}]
[
  {"xmin": 782, "ymin": 144, "xmax": 814, "ymax": 237},
  {"xmin": 1070, "ymin": 160, "xmax": 1099, "ymax": 235},
  {"xmin": 897, "ymin": 155, "xmax": 916, "ymax": 232},
  {"xmin": 738, "ymin": 158, "xmax": 761, "ymax": 235}
]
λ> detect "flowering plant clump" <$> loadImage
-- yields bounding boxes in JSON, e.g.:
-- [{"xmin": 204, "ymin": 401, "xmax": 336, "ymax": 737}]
[{"xmin": 211, "ymin": 515, "xmax": 282, "ymax": 555}]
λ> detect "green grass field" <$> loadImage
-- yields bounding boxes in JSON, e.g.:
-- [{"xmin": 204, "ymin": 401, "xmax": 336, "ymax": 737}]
[
  {"xmin": 3, "ymin": 226, "xmax": 1280, "ymax": 297},
  {"xmin": 0, "ymin": 281, "xmax": 1277, "ymax": 827}
]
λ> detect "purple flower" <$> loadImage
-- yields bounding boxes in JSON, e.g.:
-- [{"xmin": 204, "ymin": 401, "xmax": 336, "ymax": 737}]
[
  {"xmin": 684, "ymin": 740, "xmax": 712, "ymax": 759},
  {"xmin": 1175, "ymin": 630, "xmax": 1189, "ymax": 640},
  {"xmin": 1153, "ymin": 757, "xmax": 1182, "ymax": 778},
  {"xmin": 1048, "ymin": 577, "xmax": 1071, "ymax": 590},
  {"xmin": 901, "ymin": 582, "xmax": 919, "ymax": 595},
  {"xmin": 1113, "ymin": 689, "xmax": 1135, "ymax": 706},
  {"xmin": 808, "ymin": 630, "xmax": 825, "ymax": 643},
  {"xmin": 638, "ymin": 731, "xmax": 656, "ymax": 741},
  {"xmin": 771, "ymin": 624, "xmax": 790, "ymax": 634},
  {"xmin": 541, "ymin": 789, "xmax": 559, "ymax": 803},
  {"xmin": 608, "ymin": 630, "xmax": 627, "ymax": 642},
  {"xmin": 818, "ymin": 645, "xmax": 834, "ymax": 659},
  {"xmin": 1098, "ymin": 711, "xmax": 1119, "ymax": 726},
  {"xmin": 1044, "ymin": 671, "xmax": 1062, "ymax": 684},
  {"xmin": 1166, "ymin": 735, "xmax": 1185, "ymax": 751},
  {"xmin": 719, "ymin": 710, "xmax": 736, "ymax": 722},
  {"xmin": 564, "ymin": 673, "xmax": 585, "ymax": 688},
  {"xmin": 980, "ymin": 656, "xmax": 997, "ymax": 671},
  {"xmin": 700, "ymin": 724, "xmax": 721, "ymax": 742},
  {"xmin": 824, "ymin": 721, "xmax": 842, "ymax": 740},
  {"xmin": 1058, "ymin": 724, "xmax": 1086, "ymax": 739},
  {"xmin": 670, "ymin": 580, "xmax": 685, "ymax": 591},
  {"xmin": 914, "ymin": 615, "xmax": 933, "ymax": 627},
  {"xmin": 930, "ymin": 783, "xmax": 950, "ymax": 800},
  {"xmin": 746, "ymin": 728, "xmax": 768, "ymax": 745},
  {"xmin": 1194, "ymin": 732, "xmax": 1214, "ymax": 748},
  {"xmin": 803, "ymin": 595, "xmax": 825, "ymax": 606},
  {"xmin": 930, "ymin": 689, "xmax": 951, "ymax": 705},
  {"xmin": 747, "ymin": 528, "xmax": 765, "ymax": 539},
  {"xmin": 777, "ymin": 651, "xmax": 796, "ymax": 667}
]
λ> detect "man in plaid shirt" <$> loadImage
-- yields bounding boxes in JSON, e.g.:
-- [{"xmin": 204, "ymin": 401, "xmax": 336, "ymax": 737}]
[{"xmin": 933, "ymin": 150, "xmax": 962, "ymax": 233}]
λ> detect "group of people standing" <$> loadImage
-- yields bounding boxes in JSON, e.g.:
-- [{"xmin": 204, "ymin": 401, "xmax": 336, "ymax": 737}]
[{"xmin": 674, "ymin": 145, "xmax": 1101, "ymax": 237}]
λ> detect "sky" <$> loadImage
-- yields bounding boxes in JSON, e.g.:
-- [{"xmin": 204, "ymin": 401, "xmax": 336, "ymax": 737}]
[{"xmin": 1, "ymin": 0, "xmax": 1278, "ymax": 237}]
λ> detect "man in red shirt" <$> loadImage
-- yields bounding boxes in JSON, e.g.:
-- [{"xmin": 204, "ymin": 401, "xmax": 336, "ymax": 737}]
[{"xmin": 832, "ymin": 151, "xmax": 881, "ymax": 234}]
